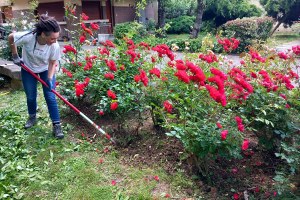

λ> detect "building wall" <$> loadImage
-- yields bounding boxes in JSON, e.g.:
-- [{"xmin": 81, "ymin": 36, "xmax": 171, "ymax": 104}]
[
  {"xmin": 139, "ymin": 0, "xmax": 158, "ymax": 24},
  {"xmin": 113, "ymin": 0, "xmax": 135, "ymax": 7},
  {"xmin": 0, "ymin": 0, "xmax": 12, "ymax": 7},
  {"xmin": 11, "ymin": 0, "xmax": 30, "ymax": 10},
  {"xmin": 113, "ymin": 6, "xmax": 135, "ymax": 24},
  {"xmin": 37, "ymin": 2, "xmax": 65, "ymax": 21},
  {"xmin": 82, "ymin": 1, "xmax": 101, "ymax": 20},
  {"xmin": 145, "ymin": 0, "xmax": 157, "ymax": 22},
  {"xmin": 112, "ymin": 0, "xmax": 136, "ymax": 24},
  {"xmin": 1, "ymin": 0, "xmax": 157, "ymax": 33}
]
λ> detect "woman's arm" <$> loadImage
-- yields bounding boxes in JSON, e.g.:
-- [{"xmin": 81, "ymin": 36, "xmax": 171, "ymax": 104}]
[
  {"xmin": 8, "ymin": 33, "xmax": 18, "ymax": 55},
  {"xmin": 48, "ymin": 60, "xmax": 57, "ymax": 80}
]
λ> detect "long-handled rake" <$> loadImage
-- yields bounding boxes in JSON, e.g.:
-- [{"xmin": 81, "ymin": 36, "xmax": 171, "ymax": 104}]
[{"xmin": 20, "ymin": 62, "xmax": 115, "ymax": 144}]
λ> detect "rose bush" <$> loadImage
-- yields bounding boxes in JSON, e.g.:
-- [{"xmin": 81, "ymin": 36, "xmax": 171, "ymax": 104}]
[
  {"xmin": 59, "ymin": 9, "xmax": 155, "ymax": 132},
  {"xmin": 58, "ymin": 11, "xmax": 300, "ymax": 184}
]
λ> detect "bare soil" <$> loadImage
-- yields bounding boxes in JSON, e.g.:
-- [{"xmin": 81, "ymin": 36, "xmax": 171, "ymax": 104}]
[{"xmin": 61, "ymin": 104, "xmax": 287, "ymax": 199}]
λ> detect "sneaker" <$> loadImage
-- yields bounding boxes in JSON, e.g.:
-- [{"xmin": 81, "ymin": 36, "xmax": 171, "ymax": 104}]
[
  {"xmin": 24, "ymin": 116, "xmax": 36, "ymax": 129},
  {"xmin": 53, "ymin": 124, "xmax": 64, "ymax": 139}
]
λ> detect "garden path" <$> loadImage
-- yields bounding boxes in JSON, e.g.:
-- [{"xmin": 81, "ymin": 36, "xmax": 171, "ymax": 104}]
[
  {"xmin": 218, "ymin": 40, "xmax": 300, "ymax": 66},
  {"xmin": 58, "ymin": 40, "xmax": 300, "ymax": 67}
]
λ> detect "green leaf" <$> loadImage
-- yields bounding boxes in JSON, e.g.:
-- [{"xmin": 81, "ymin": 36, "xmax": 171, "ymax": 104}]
[
  {"xmin": 265, "ymin": 119, "xmax": 269, "ymax": 125},
  {"xmin": 0, "ymin": 173, "xmax": 6, "ymax": 180},
  {"xmin": 50, "ymin": 150, "xmax": 54, "ymax": 162},
  {"xmin": 275, "ymin": 153, "xmax": 281, "ymax": 157}
]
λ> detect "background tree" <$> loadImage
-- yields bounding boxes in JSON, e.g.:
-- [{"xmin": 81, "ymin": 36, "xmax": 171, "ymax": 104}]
[
  {"xmin": 135, "ymin": 0, "xmax": 147, "ymax": 17},
  {"xmin": 171, "ymin": 0, "xmax": 262, "ymax": 37},
  {"xmin": 260, "ymin": 0, "xmax": 300, "ymax": 35},
  {"xmin": 142, "ymin": 0, "xmax": 262, "ymax": 36},
  {"xmin": 204, "ymin": 0, "xmax": 262, "ymax": 27},
  {"xmin": 165, "ymin": 0, "xmax": 196, "ymax": 19},
  {"xmin": 190, "ymin": 0, "xmax": 205, "ymax": 38},
  {"xmin": 157, "ymin": 0, "xmax": 167, "ymax": 28}
]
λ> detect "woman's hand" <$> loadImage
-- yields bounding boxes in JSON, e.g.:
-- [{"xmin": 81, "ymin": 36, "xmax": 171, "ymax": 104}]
[
  {"xmin": 46, "ymin": 78, "xmax": 53, "ymax": 91},
  {"xmin": 12, "ymin": 54, "xmax": 21, "ymax": 65}
]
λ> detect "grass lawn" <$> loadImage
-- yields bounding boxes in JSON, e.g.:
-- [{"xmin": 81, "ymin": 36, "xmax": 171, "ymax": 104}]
[
  {"xmin": 0, "ymin": 87, "xmax": 201, "ymax": 199},
  {"xmin": 167, "ymin": 34, "xmax": 191, "ymax": 40},
  {"xmin": 267, "ymin": 33, "xmax": 300, "ymax": 47},
  {"xmin": 167, "ymin": 33, "xmax": 207, "ymax": 40}
]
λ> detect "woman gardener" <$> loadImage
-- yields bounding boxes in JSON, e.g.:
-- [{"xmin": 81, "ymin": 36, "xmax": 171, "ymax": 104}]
[{"xmin": 8, "ymin": 14, "xmax": 64, "ymax": 139}]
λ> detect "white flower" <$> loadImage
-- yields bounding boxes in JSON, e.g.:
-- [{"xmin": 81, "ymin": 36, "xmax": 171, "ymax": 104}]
[
  {"xmin": 21, "ymin": 20, "xmax": 27, "ymax": 25},
  {"xmin": 171, "ymin": 45, "xmax": 179, "ymax": 51}
]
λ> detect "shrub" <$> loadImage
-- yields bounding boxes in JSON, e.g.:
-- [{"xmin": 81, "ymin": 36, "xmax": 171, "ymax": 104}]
[
  {"xmin": 146, "ymin": 44, "xmax": 300, "ymax": 179},
  {"xmin": 0, "ymin": 1, "xmax": 37, "ymax": 60},
  {"xmin": 139, "ymin": 34, "xmax": 167, "ymax": 47},
  {"xmin": 165, "ymin": 0, "xmax": 196, "ymax": 19},
  {"xmin": 200, "ymin": 20, "xmax": 216, "ymax": 33},
  {"xmin": 166, "ymin": 16, "xmax": 195, "ymax": 34},
  {"xmin": 148, "ymin": 61, "xmax": 246, "ymax": 174},
  {"xmin": 0, "ymin": 26, "xmax": 23, "ymax": 61},
  {"xmin": 145, "ymin": 18, "xmax": 156, "ymax": 32},
  {"xmin": 243, "ymin": 87, "xmax": 299, "ymax": 149},
  {"xmin": 58, "ymin": 10, "xmax": 300, "ymax": 189},
  {"xmin": 165, "ymin": 37, "xmax": 202, "ymax": 53},
  {"xmin": 113, "ymin": 21, "xmax": 147, "ymax": 41},
  {"xmin": 220, "ymin": 16, "xmax": 274, "ymax": 52},
  {"xmin": 204, "ymin": 0, "xmax": 262, "ymax": 27},
  {"xmin": 58, "ymin": 38, "xmax": 151, "ymax": 133}
]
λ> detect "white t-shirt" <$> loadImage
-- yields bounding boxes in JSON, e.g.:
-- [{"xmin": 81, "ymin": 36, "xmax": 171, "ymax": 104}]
[{"xmin": 14, "ymin": 31, "xmax": 60, "ymax": 73}]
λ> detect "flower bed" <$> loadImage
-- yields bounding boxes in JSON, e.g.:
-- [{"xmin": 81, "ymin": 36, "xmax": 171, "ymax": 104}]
[{"xmin": 58, "ymin": 10, "xmax": 300, "ymax": 197}]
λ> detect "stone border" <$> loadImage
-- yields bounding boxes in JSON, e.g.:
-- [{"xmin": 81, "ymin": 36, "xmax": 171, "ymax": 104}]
[{"xmin": 0, "ymin": 59, "xmax": 22, "ymax": 89}]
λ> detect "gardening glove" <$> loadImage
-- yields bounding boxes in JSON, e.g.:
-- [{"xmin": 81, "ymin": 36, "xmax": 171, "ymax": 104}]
[
  {"xmin": 45, "ymin": 78, "xmax": 54, "ymax": 92},
  {"xmin": 12, "ymin": 54, "xmax": 21, "ymax": 66}
]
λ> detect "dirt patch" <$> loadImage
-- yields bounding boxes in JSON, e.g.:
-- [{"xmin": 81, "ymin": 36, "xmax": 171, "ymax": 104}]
[
  {"xmin": 61, "ymin": 105, "xmax": 287, "ymax": 199},
  {"xmin": 61, "ymin": 105, "xmax": 187, "ymax": 173}
]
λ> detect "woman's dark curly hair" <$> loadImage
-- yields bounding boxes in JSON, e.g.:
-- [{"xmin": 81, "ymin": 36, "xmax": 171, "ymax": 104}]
[{"xmin": 33, "ymin": 14, "xmax": 60, "ymax": 36}]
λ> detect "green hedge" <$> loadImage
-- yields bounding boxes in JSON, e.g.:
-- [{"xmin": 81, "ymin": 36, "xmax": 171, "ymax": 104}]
[
  {"xmin": 113, "ymin": 21, "xmax": 148, "ymax": 41},
  {"xmin": 165, "ymin": 37, "xmax": 203, "ymax": 52},
  {"xmin": 220, "ymin": 16, "xmax": 274, "ymax": 52},
  {"xmin": 166, "ymin": 16, "xmax": 195, "ymax": 34},
  {"xmin": 0, "ymin": 25, "xmax": 23, "ymax": 61}
]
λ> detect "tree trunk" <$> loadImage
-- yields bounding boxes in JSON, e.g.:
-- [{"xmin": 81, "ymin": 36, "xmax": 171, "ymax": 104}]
[
  {"xmin": 270, "ymin": 21, "xmax": 282, "ymax": 36},
  {"xmin": 190, "ymin": 0, "xmax": 205, "ymax": 38},
  {"xmin": 157, "ymin": 0, "xmax": 166, "ymax": 28},
  {"xmin": 270, "ymin": 12, "xmax": 290, "ymax": 36}
]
